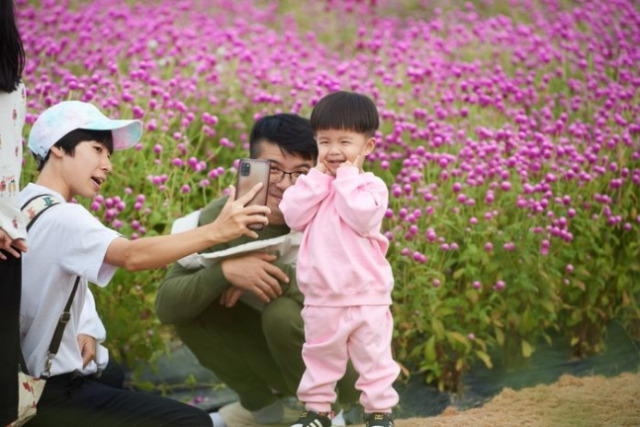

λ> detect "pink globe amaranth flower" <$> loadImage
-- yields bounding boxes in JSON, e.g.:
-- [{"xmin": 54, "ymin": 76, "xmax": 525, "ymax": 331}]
[
  {"xmin": 181, "ymin": 184, "xmax": 191, "ymax": 193},
  {"xmin": 432, "ymin": 278, "xmax": 441, "ymax": 287},
  {"xmin": 381, "ymin": 160, "xmax": 390, "ymax": 169},
  {"xmin": 503, "ymin": 242, "xmax": 516, "ymax": 251},
  {"xmin": 441, "ymin": 243, "xmax": 450, "ymax": 251},
  {"xmin": 472, "ymin": 281, "xmax": 481, "ymax": 289},
  {"xmin": 484, "ymin": 242, "xmax": 493, "ymax": 252},
  {"xmin": 500, "ymin": 181, "xmax": 512, "ymax": 191},
  {"xmin": 624, "ymin": 223, "xmax": 632, "ymax": 231},
  {"xmin": 467, "ymin": 333, "xmax": 475, "ymax": 340},
  {"xmin": 426, "ymin": 228, "xmax": 437, "ymax": 242},
  {"xmin": 400, "ymin": 247, "xmax": 410, "ymax": 256},
  {"xmin": 494, "ymin": 280, "xmax": 506, "ymax": 291},
  {"xmin": 470, "ymin": 217, "xmax": 478, "ymax": 225},
  {"xmin": 112, "ymin": 220, "xmax": 123, "ymax": 229},
  {"xmin": 565, "ymin": 264, "xmax": 574, "ymax": 274},
  {"xmin": 90, "ymin": 201, "xmax": 101, "ymax": 211}
]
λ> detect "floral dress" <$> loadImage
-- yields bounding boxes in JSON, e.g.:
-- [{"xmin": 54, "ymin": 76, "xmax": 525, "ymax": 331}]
[{"xmin": 0, "ymin": 82, "xmax": 27, "ymax": 240}]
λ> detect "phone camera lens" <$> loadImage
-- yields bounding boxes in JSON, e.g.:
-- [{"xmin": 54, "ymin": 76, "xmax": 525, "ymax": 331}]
[{"xmin": 241, "ymin": 162, "xmax": 251, "ymax": 176}]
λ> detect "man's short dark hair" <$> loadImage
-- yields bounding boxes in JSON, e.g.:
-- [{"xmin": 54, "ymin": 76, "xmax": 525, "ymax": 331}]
[
  {"xmin": 310, "ymin": 91, "xmax": 379, "ymax": 137},
  {"xmin": 249, "ymin": 113, "xmax": 317, "ymax": 161},
  {"xmin": 35, "ymin": 129, "xmax": 114, "ymax": 171}
]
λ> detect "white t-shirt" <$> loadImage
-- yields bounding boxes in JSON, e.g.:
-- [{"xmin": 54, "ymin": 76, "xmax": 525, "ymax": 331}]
[
  {"xmin": 20, "ymin": 183, "xmax": 119, "ymax": 377},
  {"xmin": 0, "ymin": 83, "xmax": 27, "ymax": 240}
]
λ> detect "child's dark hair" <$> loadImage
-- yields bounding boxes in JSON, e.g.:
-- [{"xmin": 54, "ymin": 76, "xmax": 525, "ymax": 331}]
[
  {"xmin": 249, "ymin": 113, "xmax": 317, "ymax": 161},
  {"xmin": 310, "ymin": 91, "xmax": 379, "ymax": 137},
  {"xmin": 34, "ymin": 129, "xmax": 114, "ymax": 171},
  {"xmin": 0, "ymin": 0, "xmax": 25, "ymax": 92}
]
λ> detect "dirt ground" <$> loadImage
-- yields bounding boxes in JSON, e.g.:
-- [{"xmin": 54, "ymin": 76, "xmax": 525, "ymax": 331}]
[{"xmin": 390, "ymin": 372, "xmax": 640, "ymax": 427}]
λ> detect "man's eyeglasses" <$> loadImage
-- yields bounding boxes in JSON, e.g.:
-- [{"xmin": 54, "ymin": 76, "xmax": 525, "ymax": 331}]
[{"xmin": 269, "ymin": 167, "xmax": 308, "ymax": 183}]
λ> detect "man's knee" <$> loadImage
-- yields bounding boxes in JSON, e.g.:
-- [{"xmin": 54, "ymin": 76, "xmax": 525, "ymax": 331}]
[{"xmin": 262, "ymin": 298, "xmax": 303, "ymax": 345}]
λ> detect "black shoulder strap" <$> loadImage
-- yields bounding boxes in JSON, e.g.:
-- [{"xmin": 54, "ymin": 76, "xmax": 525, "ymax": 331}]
[{"xmin": 19, "ymin": 194, "xmax": 80, "ymax": 378}]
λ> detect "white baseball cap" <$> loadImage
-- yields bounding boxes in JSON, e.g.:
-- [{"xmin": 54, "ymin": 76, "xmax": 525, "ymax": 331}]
[{"xmin": 28, "ymin": 101, "xmax": 143, "ymax": 160}]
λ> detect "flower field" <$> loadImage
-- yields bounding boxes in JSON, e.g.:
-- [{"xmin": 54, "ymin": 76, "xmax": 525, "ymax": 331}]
[{"xmin": 18, "ymin": 0, "xmax": 639, "ymax": 391}]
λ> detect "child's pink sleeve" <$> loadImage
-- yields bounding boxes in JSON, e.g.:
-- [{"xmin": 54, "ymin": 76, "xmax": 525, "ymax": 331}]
[
  {"xmin": 333, "ymin": 167, "xmax": 388, "ymax": 236},
  {"xmin": 280, "ymin": 169, "xmax": 332, "ymax": 231}
]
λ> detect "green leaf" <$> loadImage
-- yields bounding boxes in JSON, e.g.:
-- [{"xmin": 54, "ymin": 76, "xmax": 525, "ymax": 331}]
[
  {"xmin": 431, "ymin": 318, "xmax": 445, "ymax": 338},
  {"xmin": 495, "ymin": 327, "xmax": 505, "ymax": 346},
  {"xmin": 475, "ymin": 350, "xmax": 493, "ymax": 369},
  {"xmin": 521, "ymin": 340, "xmax": 534, "ymax": 358},
  {"xmin": 447, "ymin": 331, "xmax": 471, "ymax": 351},
  {"xmin": 453, "ymin": 268, "xmax": 466, "ymax": 280},
  {"xmin": 424, "ymin": 335, "xmax": 436, "ymax": 362}
]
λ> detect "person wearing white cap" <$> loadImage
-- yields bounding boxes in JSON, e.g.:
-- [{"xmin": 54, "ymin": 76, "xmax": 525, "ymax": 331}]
[{"xmin": 19, "ymin": 100, "xmax": 270, "ymax": 426}]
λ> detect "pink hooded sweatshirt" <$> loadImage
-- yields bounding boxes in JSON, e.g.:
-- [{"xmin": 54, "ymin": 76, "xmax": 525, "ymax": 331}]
[{"xmin": 280, "ymin": 166, "xmax": 393, "ymax": 306}]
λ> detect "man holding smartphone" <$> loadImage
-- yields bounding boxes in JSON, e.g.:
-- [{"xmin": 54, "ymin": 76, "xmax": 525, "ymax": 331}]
[{"xmin": 155, "ymin": 114, "xmax": 359, "ymax": 427}]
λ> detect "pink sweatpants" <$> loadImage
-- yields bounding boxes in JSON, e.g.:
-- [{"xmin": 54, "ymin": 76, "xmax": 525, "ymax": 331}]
[{"xmin": 298, "ymin": 305, "xmax": 400, "ymax": 414}]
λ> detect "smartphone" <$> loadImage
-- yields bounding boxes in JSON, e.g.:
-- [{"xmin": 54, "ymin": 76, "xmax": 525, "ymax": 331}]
[{"xmin": 235, "ymin": 158, "xmax": 270, "ymax": 231}]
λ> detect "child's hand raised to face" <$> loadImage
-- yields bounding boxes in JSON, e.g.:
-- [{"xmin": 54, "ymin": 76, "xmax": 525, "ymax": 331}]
[
  {"xmin": 315, "ymin": 161, "xmax": 329, "ymax": 174},
  {"xmin": 339, "ymin": 155, "xmax": 360, "ymax": 169}
]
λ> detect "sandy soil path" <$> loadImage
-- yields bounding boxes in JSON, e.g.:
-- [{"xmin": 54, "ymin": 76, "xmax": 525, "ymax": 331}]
[{"xmin": 390, "ymin": 372, "xmax": 640, "ymax": 426}]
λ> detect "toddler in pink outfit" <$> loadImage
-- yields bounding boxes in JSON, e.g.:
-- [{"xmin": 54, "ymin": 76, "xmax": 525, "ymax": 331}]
[{"xmin": 281, "ymin": 91, "xmax": 399, "ymax": 427}]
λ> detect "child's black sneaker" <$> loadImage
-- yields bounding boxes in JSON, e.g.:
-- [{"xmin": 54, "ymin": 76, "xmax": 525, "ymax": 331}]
[
  {"xmin": 291, "ymin": 410, "xmax": 332, "ymax": 427},
  {"xmin": 365, "ymin": 412, "xmax": 394, "ymax": 427}
]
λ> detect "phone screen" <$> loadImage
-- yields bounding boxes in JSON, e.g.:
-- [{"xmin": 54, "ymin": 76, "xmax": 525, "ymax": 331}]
[{"xmin": 235, "ymin": 158, "xmax": 270, "ymax": 231}]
